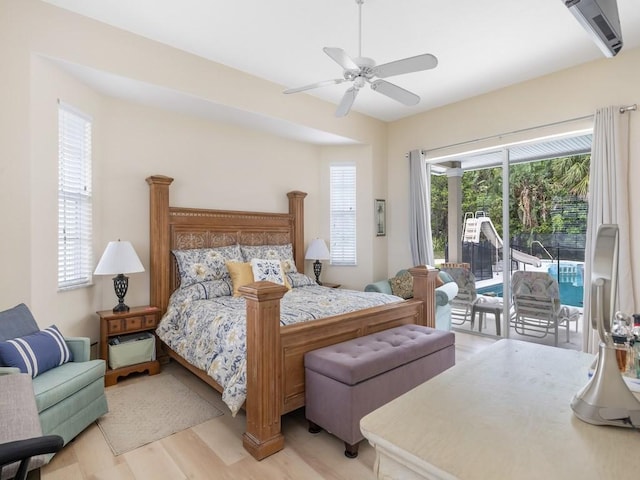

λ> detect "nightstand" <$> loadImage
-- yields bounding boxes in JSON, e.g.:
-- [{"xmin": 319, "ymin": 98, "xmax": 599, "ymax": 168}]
[
  {"xmin": 97, "ymin": 306, "xmax": 161, "ymax": 386},
  {"xmin": 322, "ymin": 282, "xmax": 341, "ymax": 289}
]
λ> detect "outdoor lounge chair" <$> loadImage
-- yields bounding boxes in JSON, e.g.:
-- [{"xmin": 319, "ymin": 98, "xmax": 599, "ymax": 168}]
[
  {"xmin": 440, "ymin": 265, "xmax": 478, "ymax": 327},
  {"xmin": 510, "ymin": 271, "xmax": 581, "ymax": 346}
]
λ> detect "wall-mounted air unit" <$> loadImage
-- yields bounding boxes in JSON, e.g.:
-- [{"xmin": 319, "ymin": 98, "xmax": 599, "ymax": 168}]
[{"xmin": 563, "ymin": 0, "xmax": 623, "ymax": 57}]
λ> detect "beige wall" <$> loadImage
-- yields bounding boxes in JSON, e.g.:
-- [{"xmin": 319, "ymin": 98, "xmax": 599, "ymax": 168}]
[
  {"xmin": 319, "ymin": 144, "xmax": 381, "ymax": 287},
  {"xmin": 30, "ymin": 56, "xmax": 105, "ymax": 340},
  {"xmin": 387, "ymin": 47, "xmax": 640, "ymax": 307},
  {"xmin": 3, "ymin": 0, "xmax": 639, "ymax": 342},
  {"xmin": 1, "ymin": 0, "xmax": 388, "ymax": 341}
]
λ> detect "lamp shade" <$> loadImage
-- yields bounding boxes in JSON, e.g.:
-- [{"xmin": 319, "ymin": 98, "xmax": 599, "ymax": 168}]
[
  {"xmin": 94, "ymin": 240, "xmax": 145, "ymax": 275},
  {"xmin": 305, "ymin": 238, "xmax": 330, "ymax": 260}
]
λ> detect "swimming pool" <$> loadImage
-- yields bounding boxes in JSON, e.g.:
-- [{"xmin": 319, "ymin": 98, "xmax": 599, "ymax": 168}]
[{"xmin": 477, "ymin": 262, "xmax": 584, "ymax": 308}]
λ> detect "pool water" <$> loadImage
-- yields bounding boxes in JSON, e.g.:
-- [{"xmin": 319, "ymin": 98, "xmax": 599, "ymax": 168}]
[{"xmin": 477, "ymin": 266, "xmax": 584, "ymax": 308}]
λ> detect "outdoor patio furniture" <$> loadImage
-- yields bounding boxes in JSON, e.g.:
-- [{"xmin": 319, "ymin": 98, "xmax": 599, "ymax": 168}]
[
  {"xmin": 440, "ymin": 265, "xmax": 478, "ymax": 327},
  {"xmin": 471, "ymin": 296, "xmax": 503, "ymax": 335},
  {"xmin": 510, "ymin": 271, "xmax": 580, "ymax": 347}
]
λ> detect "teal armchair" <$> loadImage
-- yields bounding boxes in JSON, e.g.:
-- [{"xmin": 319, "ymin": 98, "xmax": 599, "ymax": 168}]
[
  {"xmin": 0, "ymin": 304, "xmax": 108, "ymax": 451},
  {"xmin": 364, "ymin": 270, "xmax": 459, "ymax": 331}
]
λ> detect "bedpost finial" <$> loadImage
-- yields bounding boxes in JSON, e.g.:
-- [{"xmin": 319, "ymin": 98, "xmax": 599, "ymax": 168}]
[
  {"xmin": 146, "ymin": 175, "xmax": 174, "ymax": 186},
  {"xmin": 287, "ymin": 191, "xmax": 307, "ymax": 199}
]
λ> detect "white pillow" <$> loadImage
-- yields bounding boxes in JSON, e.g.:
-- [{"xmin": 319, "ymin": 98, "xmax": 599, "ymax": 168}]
[
  {"xmin": 240, "ymin": 244, "xmax": 298, "ymax": 273},
  {"xmin": 250, "ymin": 259, "xmax": 290, "ymax": 289}
]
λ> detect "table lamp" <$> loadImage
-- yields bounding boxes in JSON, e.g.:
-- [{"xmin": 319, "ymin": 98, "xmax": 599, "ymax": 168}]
[
  {"xmin": 94, "ymin": 240, "xmax": 145, "ymax": 312},
  {"xmin": 305, "ymin": 238, "xmax": 330, "ymax": 285}
]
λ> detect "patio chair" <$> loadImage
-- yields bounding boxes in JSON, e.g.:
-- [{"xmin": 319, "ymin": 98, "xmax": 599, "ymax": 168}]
[
  {"xmin": 440, "ymin": 265, "xmax": 478, "ymax": 327},
  {"xmin": 510, "ymin": 271, "xmax": 580, "ymax": 346}
]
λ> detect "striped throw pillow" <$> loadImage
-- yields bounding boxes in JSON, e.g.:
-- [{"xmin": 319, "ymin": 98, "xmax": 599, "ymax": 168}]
[{"xmin": 0, "ymin": 325, "xmax": 73, "ymax": 377}]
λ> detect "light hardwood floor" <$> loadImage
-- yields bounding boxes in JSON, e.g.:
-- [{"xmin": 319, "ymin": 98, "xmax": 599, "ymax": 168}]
[{"xmin": 42, "ymin": 331, "xmax": 496, "ymax": 480}]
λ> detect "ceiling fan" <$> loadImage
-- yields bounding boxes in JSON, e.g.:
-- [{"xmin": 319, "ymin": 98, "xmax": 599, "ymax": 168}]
[{"xmin": 283, "ymin": 0, "xmax": 438, "ymax": 117}]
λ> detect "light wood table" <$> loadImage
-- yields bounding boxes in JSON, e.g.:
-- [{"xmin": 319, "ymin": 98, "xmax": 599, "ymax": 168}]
[{"xmin": 360, "ymin": 339, "xmax": 640, "ymax": 480}]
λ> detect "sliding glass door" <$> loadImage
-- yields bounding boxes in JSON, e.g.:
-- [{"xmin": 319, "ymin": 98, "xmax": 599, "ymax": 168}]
[{"xmin": 428, "ymin": 133, "xmax": 591, "ymax": 349}]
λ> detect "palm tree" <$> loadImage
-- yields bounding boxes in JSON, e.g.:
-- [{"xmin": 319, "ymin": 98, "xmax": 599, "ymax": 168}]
[
  {"xmin": 430, "ymin": 154, "xmax": 591, "ymax": 250},
  {"xmin": 551, "ymin": 154, "xmax": 590, "ymax": 198}
]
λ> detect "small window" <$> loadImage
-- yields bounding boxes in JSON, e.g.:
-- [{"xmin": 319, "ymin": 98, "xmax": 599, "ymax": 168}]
[
  {"xmin": 58, "ymin": 102, "xmax": 93, "ymax": 290},
  {"xmin": 330, "ymin": 164, "xmax": 357, "ymax": 265}
]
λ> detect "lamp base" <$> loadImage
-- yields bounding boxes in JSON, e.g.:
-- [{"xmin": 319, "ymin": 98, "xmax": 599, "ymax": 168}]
[
  {"xmin": 112, "ymin": 302, "xmax": 130, "ymax": 313},
  {"xmin": 112, "ymin": 274, "xmax": 130, "ymax": 313},
  {"xmin": 313, "ymin": 260, "xmax": 323, "ymax": 285}
]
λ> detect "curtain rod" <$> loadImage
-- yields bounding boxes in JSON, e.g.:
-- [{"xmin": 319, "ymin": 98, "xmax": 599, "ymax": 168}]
[
  {"xmin": 421, "ymin": 113, "xmax": 593, "ymax": 156},
  {"xmin": 407, "ymin": 104, "xmax": 636, "ymax": 158}
]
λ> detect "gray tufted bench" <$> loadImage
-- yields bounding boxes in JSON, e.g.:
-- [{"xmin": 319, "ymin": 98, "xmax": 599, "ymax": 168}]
[{"xmin": 304, "ymin": 324, "xmax": 455, "ymax": 458}]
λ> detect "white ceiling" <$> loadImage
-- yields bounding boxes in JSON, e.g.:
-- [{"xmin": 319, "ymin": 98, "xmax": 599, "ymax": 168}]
[{"xmin": 42, "ymin": 0, "xmax": 640, "ymax": 123}]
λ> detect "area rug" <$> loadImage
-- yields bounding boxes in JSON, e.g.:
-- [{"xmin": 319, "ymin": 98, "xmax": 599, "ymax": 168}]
[{"xmin": 97, "ymin": 373, "xmax": 223, "ymax": 455}]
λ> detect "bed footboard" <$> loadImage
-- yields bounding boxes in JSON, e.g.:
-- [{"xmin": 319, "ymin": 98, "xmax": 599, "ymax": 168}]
[{"xmin": 238, "ymin": 266, "xmax": 437, "ymax": 460}]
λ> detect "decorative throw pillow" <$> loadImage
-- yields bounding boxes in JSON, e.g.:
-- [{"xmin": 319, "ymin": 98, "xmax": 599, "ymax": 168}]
[
  {"xmin": 0, "ymin": 303, "xmax": 40, "ymax": 342},
  {"xmin": 250, "ymin": 259, "xmax": 291, "ymax": 290},
  {"xmin": 176, "ymin": 279, "xmax": 233, "ymax": 301},
  {"xmin": 286, "ymin": 272, "xmax": 317, "ymax": 288},
  {"xmin": 0, "ymin": 325, "xmax": 72, "ymax": 378},
  {"xmin": 438, "ymin": 270, "xmax": 454, "ymax": 285},
  {"xmin": 389, "ymin": 271, "xmax": 414, "ymax": 299},
  {"xmin": 225, "ymin": 261, "xmax": 255, "ymax": 297},
  {"xmin": 173, "ymin": 245, "xmax": 243, "ymax": 287},
  {"xmin": 240, "ymin": 244, "xmax": 298, "ymax": 273},
  {"xmin": 199, "ymin": 279, "xmax": 233, "ymax": 298},
  {"xmin": 435, "ymin": 274, "xmax": 445, "ymax": 287}
]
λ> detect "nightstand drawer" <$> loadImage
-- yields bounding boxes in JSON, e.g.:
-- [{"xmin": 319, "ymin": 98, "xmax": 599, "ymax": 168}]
[
  {"xmin": 125, "ymin": 316, "xmax": 143, "ymax": 330},
  {"xmin": 144, "ymin": 314, "xmax": 157, "ymax": 328},
  {"xmin": 107, "ymin": 319, "xmax": 124, "ymax": 334}
]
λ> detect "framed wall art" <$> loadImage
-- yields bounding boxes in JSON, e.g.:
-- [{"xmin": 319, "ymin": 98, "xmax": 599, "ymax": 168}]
[{"xmin": 375, "ymin": 199, "xmax": 386, "ymax": 236}]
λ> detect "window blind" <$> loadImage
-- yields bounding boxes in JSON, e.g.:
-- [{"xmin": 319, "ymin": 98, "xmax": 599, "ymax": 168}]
[
  {"xmin": 58, "ymin": 102, "xmax": 93, "ymax": 289},
  {"xmin": 330, "ymin": 164, "xmax": 357, "ymax": 266}
]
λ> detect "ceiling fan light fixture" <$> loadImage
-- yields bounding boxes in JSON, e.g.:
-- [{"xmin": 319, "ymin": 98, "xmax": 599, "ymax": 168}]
[{"xmin": 283, "ymin": 0, "xmax": 438, "ymax": 117}]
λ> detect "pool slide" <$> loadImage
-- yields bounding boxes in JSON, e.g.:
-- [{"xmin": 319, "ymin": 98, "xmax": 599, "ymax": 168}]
[{"xmin": 463, "ymin": 216, "xmax": 542, "ymax": 268}]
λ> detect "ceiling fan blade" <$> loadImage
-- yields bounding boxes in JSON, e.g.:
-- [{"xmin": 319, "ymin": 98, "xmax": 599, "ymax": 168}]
[
  {"xmin": 283, "ymin": 78, "xmax": 347, "ymax": 94},
  {"xmin": 370, "ymin": 80, "xmax": 420, "ymax": 106},
  {"xmin": 374, "ymin": 54, "xmax": 438, "ymax": 79},
  {"xmin": 335, "ymin": 87, "xmax": 358, "ymax": 117},
  {"xmin": 323, "ymin": 47, "xmax": 359, "ymax": 71}
]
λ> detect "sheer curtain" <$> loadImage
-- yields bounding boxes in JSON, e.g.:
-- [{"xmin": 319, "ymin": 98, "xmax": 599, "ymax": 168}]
[
  {"xmin": 408, "ymin": 150, "xmax": 434, "ymax": 266},
  {"xmin": 583, "ymin": 106, "xmax": 635, "ymax": 353}
]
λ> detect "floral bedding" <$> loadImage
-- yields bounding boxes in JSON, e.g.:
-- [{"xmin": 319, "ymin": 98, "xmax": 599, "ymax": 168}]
[{"xmin": 155, "ymin": 275, "xmax": 402, "ymax": 415}]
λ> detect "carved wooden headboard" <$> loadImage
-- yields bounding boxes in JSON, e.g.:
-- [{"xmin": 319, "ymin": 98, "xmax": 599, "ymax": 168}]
[{"xmin": 146, "ymin": 175, "xmax": 307, "ymax": 314}]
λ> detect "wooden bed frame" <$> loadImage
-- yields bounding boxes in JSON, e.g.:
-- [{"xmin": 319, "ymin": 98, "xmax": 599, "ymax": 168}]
[{"xmin": 146, "ymin": 175, "xmax": 438, "ymax": 460}]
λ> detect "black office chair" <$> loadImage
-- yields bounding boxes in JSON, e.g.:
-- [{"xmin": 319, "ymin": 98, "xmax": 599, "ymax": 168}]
[
  {"xmin": 0, "ymin": 435, "xmax": 63, "ymax": 480},
  {"xmin": 0, "ymin": 374, "xmax": 63, "ymax": 480}
]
